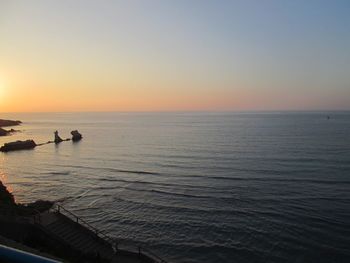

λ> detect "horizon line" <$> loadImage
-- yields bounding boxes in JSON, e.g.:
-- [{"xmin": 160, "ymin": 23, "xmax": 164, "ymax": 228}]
[{"xmin": 1, "ymin": 109, "xmax": 350, "ymax": 114}]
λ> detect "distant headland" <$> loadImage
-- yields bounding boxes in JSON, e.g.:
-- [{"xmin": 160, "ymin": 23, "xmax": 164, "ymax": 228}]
[
  {"xmin": 0, "ymin": 119, "xmax": 22, "ymax": 127},
  {"xmin": 0, "ymin": 119, "xmax": 21, "ymax": 137}
]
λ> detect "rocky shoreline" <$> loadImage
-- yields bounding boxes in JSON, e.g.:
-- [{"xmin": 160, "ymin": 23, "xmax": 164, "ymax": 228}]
[
  {"xmin": 0, "ymin": 180, "xmax": 53, "ymax": 216},
  {"xmin": 0, "ymin": 180, "xmax": 83, "ymax": 262},
  {"xmin": 0, "ymin": 119, "xmax": 21, "ymax": 137},
  {"xmin": 0, "ymin": 180, "xmax": 116, "ymax": 262}
]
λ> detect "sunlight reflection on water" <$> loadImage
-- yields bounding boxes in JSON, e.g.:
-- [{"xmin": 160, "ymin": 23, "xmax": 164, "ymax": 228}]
[{"xmin": 1, "ymin": 112, "xmax": 350, "ymax": 263}]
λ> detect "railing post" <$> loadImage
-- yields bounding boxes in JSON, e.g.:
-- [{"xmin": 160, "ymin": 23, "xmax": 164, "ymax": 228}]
[
  {"xmin": 138, "ymin": 246, "xmax": 141, "ymax": 257},
  {"xmin": 32, "ymin": 209, "xmax": 41, "ymax": 225},
  {"xmin": 52, "ymin": 203, "xmax": 128, "ymax": 259},
  {"xmin": 114, "ymin": 241, "xmax": 118, "ymax": 255}
]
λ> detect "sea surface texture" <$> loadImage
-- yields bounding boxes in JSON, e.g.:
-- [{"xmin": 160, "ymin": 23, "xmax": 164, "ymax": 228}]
[{"xmin": 1, "ymin": 112, "xmax": 350, "ymax": 263}]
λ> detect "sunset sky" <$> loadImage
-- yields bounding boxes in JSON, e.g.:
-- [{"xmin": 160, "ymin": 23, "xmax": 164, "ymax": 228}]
[{"xmin": 0, "ymin": 0, "xmax": 349, "ymax": 112}]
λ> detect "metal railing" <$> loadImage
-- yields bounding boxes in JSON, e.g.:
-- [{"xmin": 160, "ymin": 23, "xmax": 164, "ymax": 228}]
[
  {"xmin": 53, "ymin": 204, "xmax": 115, "ymax": 246},
  {"xmin": 32, "ymin": 208, "xmax": 43, "ymax": 225},
  {"xmin": 52, "ymin": 203, "xmax": 168, "ymax": 263}
]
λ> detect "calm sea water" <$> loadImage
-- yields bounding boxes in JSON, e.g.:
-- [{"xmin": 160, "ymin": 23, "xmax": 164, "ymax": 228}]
[{"xmin": 1, "ymin": 112, "xmax": 350, "ymax": 263}]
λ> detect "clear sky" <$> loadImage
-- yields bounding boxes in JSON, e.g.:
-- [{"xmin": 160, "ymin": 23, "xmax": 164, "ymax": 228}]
[{"xmin": 0, "ymin": 0, "xmax": 349, "ymax": 112}]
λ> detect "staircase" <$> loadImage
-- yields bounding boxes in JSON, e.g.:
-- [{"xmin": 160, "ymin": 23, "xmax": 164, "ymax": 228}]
[
  {"xmin": 34, "ymin": 205, "xmax": 166, "ymax": 263},
  {"xmin": 44, "ymin": 213, "xmax": 114, "ymax": 260},
  {"xmin": 38, "ymin": 211, "xmax": 115, "ymax": 261}
]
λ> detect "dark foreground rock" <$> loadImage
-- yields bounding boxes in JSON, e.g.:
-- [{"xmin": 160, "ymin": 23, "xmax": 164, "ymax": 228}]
[
  {"xmin": 0, "ymin": 180, "xmax": 109, "ymax": 262},
  {"xmin": 0, "ymin": 180, "xmax": 53, "ymax": 216},
  {"xmin": 0, "ymin": 180, "xmax": 164, "ymax": 263},
  {"xmin": 0, "ymin": 181, "xmax": 15, "ymax": 205}
]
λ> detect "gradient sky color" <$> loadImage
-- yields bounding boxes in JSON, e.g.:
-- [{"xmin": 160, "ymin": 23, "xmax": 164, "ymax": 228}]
[{"xmin": 1, "ymin": 0, "xmax": 350, "ymax": 112}]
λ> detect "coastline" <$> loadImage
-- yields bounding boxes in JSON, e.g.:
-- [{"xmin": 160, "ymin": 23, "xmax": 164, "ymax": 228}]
[
  {"xmin": 0, "ymin": 180, "xmax": 167, "ymax": 263},
  {"xmin": 2, "ymin": 112, "xmax": 349, "ymax": 263},
  {"xmin": 0, "ymin": 119, "xmax": 21, "ymax": 137},
  {"xmin": 0, "ymin": 180, "xmax": 66, "ymax": 261},
  {"xmin": 0, "ymin": 180, "xmax": 99, "ymax": 262}
]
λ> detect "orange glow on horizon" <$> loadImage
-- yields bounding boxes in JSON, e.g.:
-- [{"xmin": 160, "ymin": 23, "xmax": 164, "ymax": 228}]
[{"xmin": 0, "ymin": 77, "xmax": 260, "ymax": 112}]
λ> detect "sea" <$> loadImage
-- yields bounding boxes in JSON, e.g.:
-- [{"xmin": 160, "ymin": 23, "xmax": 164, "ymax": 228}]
[{"xmin": 1, "ymin": 112, "xmax": 350, "ymax": 263}]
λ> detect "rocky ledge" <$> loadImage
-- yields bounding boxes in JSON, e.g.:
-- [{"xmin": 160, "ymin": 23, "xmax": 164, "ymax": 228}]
[
  {"xmin": 0, "ymin": 181, "xmax": 94, "ymax": 262},
  {"xmin": 0, "ymin": 180, "xmax": 15, "ymax": 205},
  {"xmin": 0, "ymin": 180, "xmax": 53, "ymax": 216},
  {"xmin": 0, "ymin": 119, "xmax": 21, "ymax": 136},
  {"xmin": 0, "ymin": 119, "xmax": 22, "ymax": 127}
]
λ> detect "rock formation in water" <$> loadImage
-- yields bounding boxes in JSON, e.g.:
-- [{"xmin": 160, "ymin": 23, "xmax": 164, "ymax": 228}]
[
  {"xmin": 0, "ymin": 140, "xmax": 37, "ymax": 152},
  {"xmin": 0, "ymin": 128, "xmax": 8, "ymax": 136},
  {"xmin": 0, "ymin": 119, "xmax": 21, "ymax": 127},
  {"xmin": 71, "ymin": 130, "xmax": 82, "ymax": 141},
  {"xmin": 0, "ymin": 119, "xmax": 21, "ymax": 136},
  {"xmin": 54, "ymin": 131, "xmax": 63, "ymax": 144},
  {"xmin": 0, "ymin": 128, "xmax": 19, "ymax": 137}
]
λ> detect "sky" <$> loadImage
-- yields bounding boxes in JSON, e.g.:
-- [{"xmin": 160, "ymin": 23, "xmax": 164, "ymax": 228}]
[{"xmin": 0, "ymin": 0, "xmax": 349, "ymax": 112}]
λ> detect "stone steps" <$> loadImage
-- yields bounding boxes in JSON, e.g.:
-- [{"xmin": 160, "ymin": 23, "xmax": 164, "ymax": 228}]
[
  {"xmin": 44, "ymin": 213, "xmax": 115, "ymax": 261},
  {"xmin": 39, "ymin": 212, "xmax": 147, "ymax": 263}
]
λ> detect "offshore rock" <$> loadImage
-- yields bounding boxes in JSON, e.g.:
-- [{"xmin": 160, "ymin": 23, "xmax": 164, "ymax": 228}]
[
  {"xmin": 54, "ymin": 131, "xmax": 63, "ymax": 144},
  {"xmin": 0, "ymin": 140, "xmax": 37, "ymax": 152},
  {"xmin": 71, "ymin": 130, "xmax": 82, "ymax": 141},
  {"xmin": 0, "ymin": 128, "xmax": 7, "ymax": 136},
  {"xmin": 0, "ymin": 119, "xmax": 21, "ymax": 127},
  {"xmin": 0, "ymin": 119, "xmax": 21, "ymax": 136},
  {"xmin": 0, "ymin": 128, "xmax": 19, "ymax": 137}
]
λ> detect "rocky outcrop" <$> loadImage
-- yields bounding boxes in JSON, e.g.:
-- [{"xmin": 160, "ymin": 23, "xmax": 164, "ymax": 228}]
[
  {"xmin": 54, "ymin": 131, "xmax": 63, "ymax": 144},
  {"xmin": 0, "ymin": 181, "xmax": 15, "ymax": 206},
  {"xmin": 0, "ymin": 128, "xmax": 8, "ymax": 136},
  {"xmin": 0, "ymin": 119, "xmax": 21, "ymax": 136},
  {"xmin": 0, "ymin": 180, "xmax": 53, "ymax": 216},
  {"xmin": 71, "ymin": 130, "xmax": 82, "ymax": 141},
  {"xmin": 0, "ymin": 181, "xmax": 69, "ymax": 262},
  {"xmin": 0, "ymin": 128, "xmax": 19, "ymax": 136},
  {"xmin": 0, "ymin": 119, "xmax": 21, "ymax": 127},
  {"xmin": 0, "ymin": 140, "xmax": 37, "ymax": 152}
]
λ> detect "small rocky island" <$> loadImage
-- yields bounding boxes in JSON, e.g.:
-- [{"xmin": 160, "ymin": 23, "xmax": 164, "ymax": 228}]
[
  {"xmin": 0, "ymin": 119, "xmax": 21, "ymax": 136},
  {"xmin": 71, "ymin": 130, "xmax": 82, "ymax": 141},
  {"xmin": 0, "ymin": 122, "xmax": 83, "ymax": 152},
  {"xmin": 0, "ymin": 140, "xmax": 37, "ymax": 152}
]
